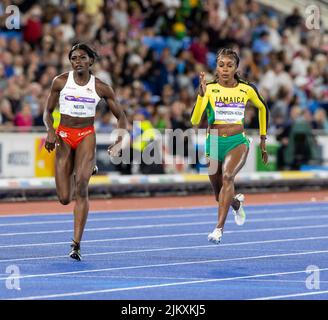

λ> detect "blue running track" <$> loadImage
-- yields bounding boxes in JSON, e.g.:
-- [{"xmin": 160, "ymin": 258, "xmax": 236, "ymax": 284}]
[{"xmin": 0, "ymin": 201, "xmax": 328, "ymax": 300}]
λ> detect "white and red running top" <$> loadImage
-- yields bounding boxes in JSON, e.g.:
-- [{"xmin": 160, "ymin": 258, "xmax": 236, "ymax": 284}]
[{"xmin": 59, "ymin": 71, "xmax": 101, "ymax": 118}]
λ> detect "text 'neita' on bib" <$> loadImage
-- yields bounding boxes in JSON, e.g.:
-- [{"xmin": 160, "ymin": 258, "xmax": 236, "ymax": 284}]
[{"xmin": 59, "ymin": 71, "xmax": 101, "ymax": 118}]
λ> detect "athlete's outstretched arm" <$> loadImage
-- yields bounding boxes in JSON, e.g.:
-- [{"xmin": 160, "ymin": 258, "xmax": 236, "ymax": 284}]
[
  {"xmin": 96, "ymin": 81, "xmax": 128, "ymax": 156},
  {"xmin": 43, "ymin": 77, "xmax": 62, "ymax": 153}
]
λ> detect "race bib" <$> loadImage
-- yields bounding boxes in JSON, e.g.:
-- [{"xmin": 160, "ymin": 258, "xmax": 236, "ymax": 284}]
[{"xmin": 214, "ymin": 101, "xmax": 245, "ymax": 123}]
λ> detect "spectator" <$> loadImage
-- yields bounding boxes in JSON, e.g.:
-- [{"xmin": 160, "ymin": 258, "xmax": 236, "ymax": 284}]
[
  {"xmin": 0, "ymin": 63, "xmax": 7, "ymax": 94},
  {"xmin": 259, "ymin": 62, "xmax": 293, "ymax": 99},
  {"xmin": 252, "ymin": 30, "xmax": 273, "ymax": 61},
  {"xmin": 276, "ymin": 105, "xmax": 302, "ymax": 170},
  {"xmin": 77, "ymin": 0, "xmax": 104, "ymax": 18},
  {"xmin": 0, "ymin": 98, "xmax": 14, "ymax": 128},
  {"xmin": 58, "ymin": 12, "xmax": 75, "ymax": 42},
  {"xmin": 23, "ymin": 5, "xmax": 43, "ymax": 46},
  {"xmin": 239, "ymin": 48, "xmax": 261, "ymax": 82},
  {"xmin": 95, "ymin": 112, "xmax": 115, "ymax": 134},
  {"xmin": 132, "ymin": 108, "xmax": 164, "ymax": 174},
  {"xmin": 271, "ymin": 87, "xmax": 293, "ymax": 121},
  {"xmin": 244, "ymin": 106, "xmax": 259, "ymax": 130},
  {"xmin": 2, "ymin": 51, "xmax": 14, "ymax": 78},
  {"xmin": 33, "ymin": 93, "xmax": 48, "ymax": 127},
  {"xmin": 169, "ymin": 100, "xmax": 192, "ymax": 159},
  {"xmin": 4, "ymin": 80, "xmax": 22, "ymax": 114},
  {"xmin": 280, "ymin": 29, "xmax": 300, "ymax": 60},
  {"xmin": 0, "ymin": 0, "xmax": 327, "ymax": 173},
  {"xmin": 14, "ymin": 101, "xmax": 33, "ymax": 131},
  {"xmin": 24, "ymin": 82, "xmax": 42, "ymax": 118},
  {"xmin": 189, "ymin": 31, "xmax": 209, "ymax": 65},
  {"xmin": 267, "ymin": 16, "xmax": 282, "ymax": 51},
  {"xmin": 160, "ymin": 84, "xmax": 175, "ymax": 106},
  {"xmin": 112, "ymin": 0, "xmax": 129, "ymax": 31},
  {"xmin": 284, "ymin": 7, "xmax": 303, "ymax": 30},
  {"xmin": 313, "ymin": 108, "xmax": 328, "ymax": 133},
  {"xmin": 291, "ymin": 47, "xmax": 311, "ymax": 78},
  {"xmin": 153, "ymin": 105, "xmax": 171, "ymax": 131}
]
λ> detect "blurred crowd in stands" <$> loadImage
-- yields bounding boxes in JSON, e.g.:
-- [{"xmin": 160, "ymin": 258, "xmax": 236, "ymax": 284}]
[{"xmin": 0, "ymin": 0, "xmax": 327, "ymax": 170}]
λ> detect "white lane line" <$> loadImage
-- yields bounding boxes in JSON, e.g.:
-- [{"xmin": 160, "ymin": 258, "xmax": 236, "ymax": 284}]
[
  {"xmin": 0, "ymin": 205, "xmax": 216, "ymax": 218},
  {"xmin": 0, "ymin": 232, "xmax": 205, "ymax": 249},
  {"xmin": 2, "ymin": 201, "xmax": 328, "ymax": 218},
  {"xmin": 2, "ymin": 214, "xmax": 328, "ymax": 237},
  {"xmin": 1, "ymin": 234, "xmax": 328, "ymax": 263},
  {"xmin": 1, "ymin": 222, "xmax": 328, "ymax": 249},
  {"xmin": 0, "ymin": 213, "xmax": 210, "ymax": 227},
  {"xmin": 52, "ymin": 276, "xmax": 328, "ymax": 283},
  {"xmin": 0, "ymin": 221, "xmax": 210, "ymax": 236},
  {"xmin": 57, "ymin": 275, "xmax": 206, "ymax": 281},
  {"xmin": 242, "ymin": 279, "xmax": 328, "ymax": 284},
  {"xmin": 1, "ymin": 248, "xmax": 328, "ymax": 282},
  {"xmin": 1, "ymin": 206, "xmax": 328, "ymax": 227},
  {"xmin": 251, "ymin": 290, "xmax": 328, "ymax": 300},
  {"xmin": 7, "ymin": 266, "xmax": 328, "ymax": 300}
]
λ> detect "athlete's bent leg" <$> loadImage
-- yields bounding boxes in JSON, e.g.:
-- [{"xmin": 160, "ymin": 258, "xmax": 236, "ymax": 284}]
[
  {"xmin": 208, "ymin": 158, "xmax": 223, "ymax": 202},
  {"xmin": 55, "ymin": 136, "xmax": 75, "ymax": 205},
  {"xmin": 73, "ymin": 133, "xmax": 96, "ymax": 245},
  {"xmin": 217, "ymin": 144, "xmax": 249, "ymax": 230}
]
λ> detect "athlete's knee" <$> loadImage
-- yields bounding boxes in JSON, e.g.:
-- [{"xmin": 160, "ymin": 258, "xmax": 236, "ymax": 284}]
[
  {"xmin": 75, "ymin": 179, "xmax": 89, "ymax": 198},
  {"xmin": 58, "ymin": 195, "xmax": 71, "ymax": 205},
  {"xmin": 222, "ymin": 173, "xmax": 234, "ymax": 184}
]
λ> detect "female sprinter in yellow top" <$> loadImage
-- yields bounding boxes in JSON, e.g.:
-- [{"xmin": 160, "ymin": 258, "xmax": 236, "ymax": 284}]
[{"xmin": 191, "ymin": 48, "xmax": 269, "ymax": 244}]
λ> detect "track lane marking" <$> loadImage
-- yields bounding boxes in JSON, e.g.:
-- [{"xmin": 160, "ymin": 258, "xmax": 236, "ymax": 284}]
[{"xmin": 7, "ymin": 266, "xmax": 328, "ymax": 300}]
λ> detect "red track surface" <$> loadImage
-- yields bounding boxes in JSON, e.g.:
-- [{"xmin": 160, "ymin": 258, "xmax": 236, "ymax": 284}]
[{"xmin": 1, "ymin": 191, "xmax": 328, "ymax": 215}]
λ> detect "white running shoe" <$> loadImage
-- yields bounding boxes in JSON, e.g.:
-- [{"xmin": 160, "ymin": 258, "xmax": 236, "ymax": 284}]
[
  {"xmin": 232, "ymin": 193, "xmax": 246, "ymax": 226},
  {"xmin": 208, "ymin": 227, "xmax": 223, "ymax": 244}
]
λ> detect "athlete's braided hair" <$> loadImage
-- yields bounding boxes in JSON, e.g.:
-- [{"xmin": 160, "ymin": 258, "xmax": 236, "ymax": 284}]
[
  {"xmin": 68, "ymin": 43, "xmax": 99, "ymax": 66},
  {"xmin": 216, "ymin": 48, "xmax": 240, "ymax": 81},
  {"xmin": 216, "ymin": 48, "xmax": 240, "ymax": 67}
]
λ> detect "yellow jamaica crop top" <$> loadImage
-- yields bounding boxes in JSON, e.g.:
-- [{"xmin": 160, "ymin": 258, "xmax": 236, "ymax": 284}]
[{"xmin": 190, "ymin": 79, "xmax": 269, "ymax": 136}]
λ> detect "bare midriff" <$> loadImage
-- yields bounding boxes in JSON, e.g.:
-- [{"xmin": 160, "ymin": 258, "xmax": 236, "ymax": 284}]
[
  {"xmin": 60, "ymin": 114, "xmax": 94, "ymax": 128},
  {"xmin": 208, "ymin": 123, "xmax": 244, "ymax": 136}
]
